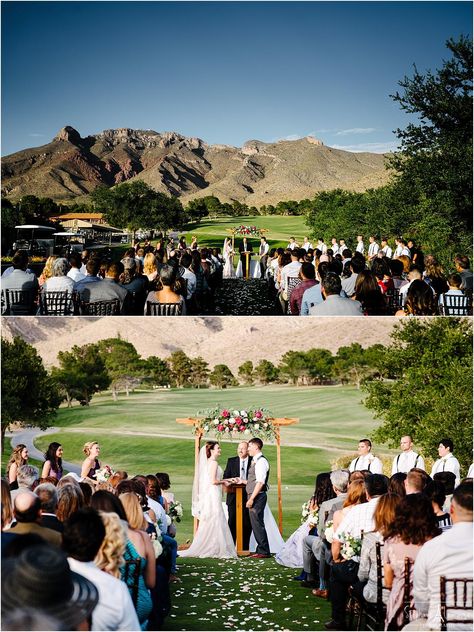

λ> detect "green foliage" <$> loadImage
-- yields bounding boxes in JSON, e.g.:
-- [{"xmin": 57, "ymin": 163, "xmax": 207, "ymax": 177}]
[
  {"xmin": 51, "ymin": 344, "xmax": 110, "ymax": 406},
  {"xmin": 253, "ymin": 360, "xmax": 279, "ymax": 385},
  {"xmin": 209, "ymin": 364, "xmax": 237, "ymax": 389},
  {"xmin": 189, "ymin": 357, "xmax": 210, "ymax": 388},
  {"xmin": 238, "ymin": 360, "xmax": 254, "ymax": 385},
  {"xmin": 1, "ymin": 337, "xmax": 61, "ymax": 444},
  {"xmin": 364, "ymin": 318, "xmax": 473, "ymax": 471},
  {"xmin": 91, "ymin": 180, "xmax": 187, "ymax": 234},
  {"xmin": 142, "ymin": 356, "xmax": 173, "ymax": 387},
  {"xmin": 168, "ymin": 350, "xmax": 193, "ymax": 387},
  {"xmin": 278, "ymin": 351, "xmax": 311, "ymax": 385}
]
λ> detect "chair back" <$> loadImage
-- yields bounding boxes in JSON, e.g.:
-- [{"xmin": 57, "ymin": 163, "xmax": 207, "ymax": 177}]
[
  {"xmin": 80, "ymin": 299, "xmax": 120, "ymax": 315},
  {"xmin": 386, "ymin": 288, "xmax": 403, "ymax": 314},
  {"xmin": 402, "ymin": 557, "xmax": 416, "ymax": 627},
  {"xmin": 286, "ymin": 276, "xmax": 302, "ymax": 314},
  {"xmin": 440, "ymin": 576, "xmax": 473, "ymax": 631},
  {"xmin": 1, "ymin": 289, "xmax": 36, "ymax": 315},
  {"xmin": 122, "ymin": 557, "xmax": 142, "ymax": 607},
  {"xmin": 39, "ymin": 291, "xmax": 74, "ymax": 315},
  {"xmin": 440, "ymin": 293, "xmax": 471, "ymax": 316},
  {"xmin": 146, "ymin": 301, "xmax": 183, "ymax": 316}
]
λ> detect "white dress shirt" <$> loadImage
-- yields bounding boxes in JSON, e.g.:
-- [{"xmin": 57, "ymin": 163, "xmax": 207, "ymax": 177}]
[
  {"xmin": 349, "ymin": 454, "xmax": 383, "ymax": 474},
  {"xmin": 302, "ymin": 241, "xmax": 313, "ymax": 252},
  {"xmin": 431, "ymin": 453, "xmax": 461, "ymax": 486},
  {"xmin": 239, "ymin": 457, "xmax": 249, "ymax": 479},
  {"xmin": 467, "ymin": 464, "xmax": 474, "ymax": 478},
  {"xmin": 67, "ymin": 267, "xmax": 86, "ymax": 282},
  {"xmin": 68, "ymin": 558, "xmax": 140, "ymax": 631},
  {"xmin": 317, "ymin": 241, "xmax": 327, "ymax": 254},
  {"xmin": 368, "ymin": 242, "xmax": 379, "ymax": 258},
  {"xmin": 334, "ymin": 497, "xmax": 381, "ymax": 560},
  {"xmin": 400, "ymin": 247, "xmax": 411, "ymax": 257},
  {"xmin": 147, "ymin": 495, "xmax": 168, "ymax": 535},
  {"xmin": 331, "ymin": 243, "xmax": 340, "ymax": 255},
  {"xmin": 391, "ymin": 450, "xmax": 425, "ymax": 475},
  {"xmin": 393, "ymin": 245, "xmax": 403, "ymax": 258},
  {"xmin": 380, "ymin": 245, "xmax": 393, "ymax": 258},
  {"xmin": 181, "ymin": 268, "xmax": 197, "ymax": 299},
  {"xmin": 287, "ymin": 242, "xmax": 297, "ymax": 250},
  {"xmin": 253, "ymin": 453, "xmax": 269, "ymax": 485},
  {"xmin": 259, "ymin": 243, "xmax": 269, "ymax": 256},
  {"xmin": 413, "ymin": 522, "xmax": 473, "ymax": 630},
  {"xmin": 280, "ymin": 261, "xmax": 302, "ymax": 291},
  {"xmin": 43, "ymin": 276, "xmax": 75, "ymax": 292},
  {"xmin": 356, "ymin": 241, "xmax": 365, "ymax": 254}
]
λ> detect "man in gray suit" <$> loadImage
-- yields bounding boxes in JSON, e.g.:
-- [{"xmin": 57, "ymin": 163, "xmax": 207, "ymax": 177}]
[
  {"xmin": 301, "ymin": 470, "xmax": 350, "ymax": 591},
  {"xmin": 75, "ymin": 261, "xmax": 129, "ymax": 313},
  {"xmin": 309, "ymin": 273, "xmax": 363, "ymax": 315}
]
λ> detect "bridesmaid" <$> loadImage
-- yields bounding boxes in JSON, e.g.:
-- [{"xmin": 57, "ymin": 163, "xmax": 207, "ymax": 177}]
[
  {"xmin": 41, "ymin": 442, "xmax": 64, "ymax": 481},
  {"xmin": 7, "ymin": 444, "xmax": 29, "ymax": 490},
  {"xmin": 80, "ymin": 441, "xmax": 101, "ymax": 481}
]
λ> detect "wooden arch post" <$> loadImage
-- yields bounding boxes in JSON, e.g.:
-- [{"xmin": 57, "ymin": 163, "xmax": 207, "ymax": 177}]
[{"xmin": 176, "ymin": 416, "xmax": 298, "ymax": 535}]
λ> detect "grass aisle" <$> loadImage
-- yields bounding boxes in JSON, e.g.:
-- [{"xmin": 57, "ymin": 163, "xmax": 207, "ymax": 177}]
[{"xmin": 165, "ymin": 557, "xmax": 331, "ymax": 631}]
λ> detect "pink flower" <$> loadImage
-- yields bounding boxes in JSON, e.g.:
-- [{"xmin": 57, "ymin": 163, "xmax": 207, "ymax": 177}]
[
  {"xmin": 235, "ymin": 416, "xmax": 242, "ymax": 424},
  {"xmin": 217, "ymin": 424, "xmax": 224, "ymax": 432},
  {"xmin": 222, "ymin": 410, "xmax": 230, "ymax": 418},
  {"xmin": 255, "ymin": 411, "xmax": 262, "ymax": 419}
]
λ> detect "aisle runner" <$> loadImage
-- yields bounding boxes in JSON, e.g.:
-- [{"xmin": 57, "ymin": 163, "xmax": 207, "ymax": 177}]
[
  {"xmin": 166, "ymin": 557, "xmax": 331, "ymax": 631},
  {"xmin": 214, "ymin": 279, "xmax": 279, "ymax": 316}
]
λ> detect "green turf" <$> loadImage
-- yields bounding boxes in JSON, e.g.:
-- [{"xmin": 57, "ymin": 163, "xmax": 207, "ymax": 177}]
[
  {"xmin": 182, "ymin": 215, "xmax": 309, "ymax": 250},
  {"xmin": 165, "ymin": 557, "xmax": 331, "ymax": 630}
]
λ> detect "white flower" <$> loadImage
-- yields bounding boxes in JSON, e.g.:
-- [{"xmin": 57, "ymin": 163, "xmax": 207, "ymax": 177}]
[
  {"xmin": 244, "ymin": 429, "xmax": 251, "ymax": 435},
  {"xmin": 229, "ymin": 417, "xmax": 235, "ymax": 424},
  {"xmin": 152, "ymin": 537, "xmax": 163, "ymax": 558},
  {"xmin": 166, "ymin": 515, "xmax": 172, "ymax": 526},
  {"xmin": 225, "ymin": 427, "xmax": 230, "ymax": 433},
  {"xmin": 204, "ymin": 426, "xmax": 209, "ymax": 432},
  {"xmin": 213, "ymin": 418, "xmax": 219, "ymax": 425},
  {"xmin": 233, "ymin": 410, "xmax": 240, "ymax": 417},
  {"xmin": 263, "ymin": 423, "xmax": 268, "ymax": 428},
  {"xmin": 240, "ymin": 410, "xmax": 248, "ymax": 417},
  {"xmin": 254, "ymin": 424, "xmax": 260, "ymax": 430}
]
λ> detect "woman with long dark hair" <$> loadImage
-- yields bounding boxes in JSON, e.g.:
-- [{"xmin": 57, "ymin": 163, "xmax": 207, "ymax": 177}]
[
  {"xmin": 354, "ymin": 270, "xmax": 388, "ymax": 315},
  {"xmin": 7, "ymin": 444, "xmax": 29, "ymax": 490},
  {"xmin": 41, "ymin": 442, "xmax": 63, "ymax": 481}
]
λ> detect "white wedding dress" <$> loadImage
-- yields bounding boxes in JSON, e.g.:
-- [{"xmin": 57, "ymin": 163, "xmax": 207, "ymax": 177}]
[
  {"xmin": 275, "ymin": 516, "xmax": 315, "ymax": 567},
  {"xmin": 180, "ymin": 451, "xmax": 237, "ymax": 559},
  {"xmin": 223, "ymin": 239, "xmax": 236, "ymax": 279},
  {"xmin": 222, "ymin": 501, "xmax": 285, "ymax": 554}
]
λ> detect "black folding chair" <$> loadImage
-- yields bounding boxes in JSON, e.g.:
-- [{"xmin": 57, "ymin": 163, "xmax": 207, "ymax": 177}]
[
  {"xmin": 80, "ymin": 299, "xmax": 120, "ymax": 315},
  {"xmin": 1, "ymin": 289, "xmax": 36, "ymax": 315},
  {"xmin": 38, "ymin": 291, "xmax": 75, "ymax": 315},
  {"xmin": 440, "ymin": 576, "xmax": 473, "ymax": 631},
  {"xmin": 440, "ymin": 293, "xmax": 471, "ymax": 316},
  {"xmin": 145, "ymin": 301, "xmax": 183, "ymax": 316}
]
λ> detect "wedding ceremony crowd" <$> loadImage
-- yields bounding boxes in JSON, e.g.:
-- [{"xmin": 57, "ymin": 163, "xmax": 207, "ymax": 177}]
[
  {"xmin": 1, "ymin": 233, "xmax": 472, "ymax": 316},
  {"xmin": 1, "ymin": 434, "xmax": 472, "ymax": 631}
]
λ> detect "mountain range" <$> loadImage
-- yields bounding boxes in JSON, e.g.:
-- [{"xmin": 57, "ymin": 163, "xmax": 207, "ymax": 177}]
[{"xmin": 2, "ymin": 126, "xmax": 392, "ymax": 206}]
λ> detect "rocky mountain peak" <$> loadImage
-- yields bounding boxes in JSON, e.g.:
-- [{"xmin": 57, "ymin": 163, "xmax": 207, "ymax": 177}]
[{"xmin": 54, "ymin": 125, "xmax": 82, "ymax": 145}]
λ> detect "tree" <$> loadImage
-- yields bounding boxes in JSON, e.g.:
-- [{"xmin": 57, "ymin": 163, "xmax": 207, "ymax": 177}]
[
  {"xmin": 209, "ymin": 364, "xmax": 237, "ymax": 389},
  {"xmin": 189, "ymin": 357, "xmax": 210, "ymax": 388},
  {"xmin": 143, "ymin": 356, "xmax": 173, "ymax": 387},
  {"xmin": 334, "ymin": 343, "xmax": 380, "ymax": 389},
  {"xmin": 390, "ymin": 36, "xmax": 473, "ymax": 235},
  {"xmin": 168, "ymin": 350, "xmax": 193, "ymax": 388},
  {"xmin": 253, "ymin": 359, "xmax": 279, "ymax": 385},
  {"xmin": 364, "ymin": 318, "xmax": 472, "ymax": 472},
  {"xmin": 278, "ymin": 351, "xmax": 310, "ymax": 385},
  {"xmin": 1, "ymin": 337, "xmax": 61, "ymax": 448},
  {"xmin": 51, "ymin": 344, "xmax": 110, "ymax": 406},
  {"xmin": 305, "ymin": 348, "xmax": 335, "ymax": 384},
  {"xmin": 96, "ymin": 338, "xmax": 143, "ymax": 400},
  {"xmin": 238, "ymin": 361, "xmax": 254, "ymax": 385}
]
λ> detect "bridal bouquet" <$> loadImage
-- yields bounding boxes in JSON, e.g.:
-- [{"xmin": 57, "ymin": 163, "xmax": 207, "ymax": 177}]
[
  {"xmin": 301, "ymin": 501, "xmax": 319, "ymax": 528},
  {"xmin": 95, "ymin": 465, "xmax": 114, "ymax": 483},
  {"xmin": 196, "ymin": 407, "xmax": 276, "ymax": 441},
  {"xmin": 339, "ymin": 532, "xmax": 362, "ymax": 560},
  {"xmin": 324, "ymin": 520, "xmax": 334, "ymax": 543},
  {"xmin": 169, "ymin": 500, "xmax": 183, "ymax": 523}
]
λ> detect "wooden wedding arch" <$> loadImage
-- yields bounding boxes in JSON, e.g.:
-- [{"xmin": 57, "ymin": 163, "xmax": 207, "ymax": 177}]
[{"xmin": 176, "ymin": 416, "xmax": 298, "ymax": 536}]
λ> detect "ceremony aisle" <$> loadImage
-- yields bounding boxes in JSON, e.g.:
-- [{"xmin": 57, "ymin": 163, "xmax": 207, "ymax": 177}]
[{"xmin": 166, "ymin": 557, "xmax": 331, "ymax": 631}]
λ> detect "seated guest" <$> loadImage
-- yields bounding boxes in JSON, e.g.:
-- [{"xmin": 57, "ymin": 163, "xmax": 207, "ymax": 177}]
[
  {"xmin": 341, "ymin": 254, "xmax": 365, "ymax": 298},
  {"xmin": 1, "ymin": 478, "xmax": 14, "ymax": 530},
  {"xmin": 399, "ymin": 266, "xmax": 425, "ymax": 303},
  {"xmin": 145, "ymin": 264, "xmax": 186, "ymax": 314},
  {"xmin": 454, "ymin": 254, "xmax": 473, "ymax": 290},
  {"xmin": 433, "ymin": 471, "xmax": 457, "ymax": 513},
  {"xmin": 63, "ymin": 507, "xmax": 140, "ymax": 631},
  {"xmin": 404, "ymin": 469, "xmax": 426, "ymax": 495},
  {"xmin": 388, "ymin": 258, "xmax": 405, "ymax": 289},
  {"xmin": 438, "ymin": 273, "xmax": 467, "ymax": 314},
  {"xmin": 73, "ymin": 258, "xmax": 103, "ymax": 300},
  {"xmin": 290, "ymin": 262, "xmax": 317, "ymax": 315},
  {"xmin": 424, "ymin": 480, "xmax": 452, "ymax": 531},
  {"xmin": 9, "ymin": 491, "xmax": 62, "ymax": 546},
  {"xmin": 431, "ymin": 438, "xmax": 461, "ymax": 486},
  {"xmin": 388, "ymin": 472, "xmax": 407, "ymax": 497},
  {"xmin": 41, "ymin": 257, "xmax": 74, "ymax": 293},
  {"xmin": 120, "ymin": 257, "xmax": 148, "ymax": 314},
  {"xmin": 143, "ymin": 252, "xmax": 159, "ymax": 285},
  {"xmin": 396, "ymin": 279, "xmax": 438, "ymax": 316},
  {"xmin": 383, "ymin": 494, "xmax": 440, "ymax": 630},
  {"xmin": 67, "ymin": 252, "xmax": 85, "ymax": 282},
  {"xmin": 94, "ymin": 510, "xmax": 127, "ymax": 577},
  {"xmin": 409, "ymin": 481, "xmax": 473, "ymax": 631},
  {"xmin": 354, "ymin": 270, "xmax": 388, "ymax": 315},
  {"xmin": 35, "ymin": 482, "xmax": 63, "ymax": 533},
  {"xmin": 423, "ymin": 255, "xmax": 449, "ymax": 297},
  {"xmin": 179, "ymin": 253, "xmax": 197, "ymax": 305},
  {"xmin": 38, "ymin": 255, "xmax": 58, "ymax": 287},
  {"xmin": 371, "ymin": 257, "xmax": 394, "ymax": 294},
  {"xmin": 309, "ymin": 272, "xmax": 363, "ymax": 316},
  {"xmin": 1, "ymin": 251, "xmax": 39, "ymax": 307},
  {"xmin": 10, "ymin": 465, "xmax": 39, "ymax": 501},
  {"xmin": 56, "ymin": 484, "xmax": 84, "ymax": 523}
]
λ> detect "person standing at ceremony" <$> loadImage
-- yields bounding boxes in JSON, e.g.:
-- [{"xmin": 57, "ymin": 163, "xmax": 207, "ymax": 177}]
[
  {"xmin": 244, "ymin": 438, "xmax": 271, "ymax": 558},
  {"xmin": 391, "ymin": 435, "xmax": 425, "ymax": 474},
  {"xmin": 239, "ymin": 238, "xmax": 253, "ymax": 277},
  {"xmin": 379, "ymin": 237, "xmax": 393, "ymax": 259},
  {"xmin": 287, "ymin": 237, "xmax": 298, "ymax": 250},
  {"xmin": 367, "ymin": 235, "xmax": 379, "ymax": 262},
  {"xmin": 349, "ymin": 439, "xmax": 383, "ymax": 474},
  {"xmin": 258, "ymin": 236, "xmax": 269, "ymax": 278},
  {"xmin": 431, "ymin": 438, "xmax": 461, "ymax": 486},
  {"xmin": 223, "ymin": 442, "xmax": 252, "ymax": 549},
  {"xmin": 302, "ymin": 236, "xmax": 313, "ymax": 252},
  {"xmin": 356, "ymin": 235, "xmax": 365, "ymax": 255}
]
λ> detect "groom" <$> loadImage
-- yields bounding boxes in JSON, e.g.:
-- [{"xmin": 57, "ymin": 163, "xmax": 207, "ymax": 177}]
[{"xmin": 244, "ymin": 438, "xmax": 271, "ymax": 558}]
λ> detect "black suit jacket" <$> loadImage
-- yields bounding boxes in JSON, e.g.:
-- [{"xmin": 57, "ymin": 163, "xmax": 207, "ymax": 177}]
[
  {"xmin": 239, "ymin": 241, "xmax": 253, "ymax": 254},
  {"xmin": 223, "ymin": 456, "xmax": 252, "ymax": 505}
]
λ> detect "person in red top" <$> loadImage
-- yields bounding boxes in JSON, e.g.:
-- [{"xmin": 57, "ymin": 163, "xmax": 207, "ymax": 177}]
[
  {"xmin": 371, "ymin": 257, "xmax": 394, "ymax": 294},
  {"xmin": 290, "ymin": 262, "xmax": 318, "ymax": 315}
]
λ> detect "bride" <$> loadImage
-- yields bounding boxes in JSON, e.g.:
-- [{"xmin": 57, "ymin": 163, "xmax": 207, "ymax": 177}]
[
  {"xmin": 180, "ymin": 442, "xmax": 237, "ymax": 559},
  {"xmin": 222, "ymin": 237, "xmax": 235, "ymax": 279}
]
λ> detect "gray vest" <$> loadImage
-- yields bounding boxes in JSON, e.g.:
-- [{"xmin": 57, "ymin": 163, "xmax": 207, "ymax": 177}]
[{"xmin": 246, "ymin": 455, "xmax": 269, "ymax": 495}]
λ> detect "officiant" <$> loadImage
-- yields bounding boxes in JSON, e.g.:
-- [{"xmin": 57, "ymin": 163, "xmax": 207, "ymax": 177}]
[
  {"xmin": 239, "ymin": 238, "xmax": 253, "ymax": 278},
  {"xmin": 223, "ymin": 441, "xmax": 252, "ymax": 549}
]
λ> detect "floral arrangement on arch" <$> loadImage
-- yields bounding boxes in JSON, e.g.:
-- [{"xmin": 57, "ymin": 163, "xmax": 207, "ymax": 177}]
[
  {"xmin": 196, "ymin": 407, "xmax": 277, "ymax": 441},
  {"xmin": 232, "ymin": 225, "xmax": 262, "ymax": 237}
]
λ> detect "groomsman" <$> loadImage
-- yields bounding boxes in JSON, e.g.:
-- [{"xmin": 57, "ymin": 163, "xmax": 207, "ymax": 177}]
[
  {"xmin": 379, "ymin": 237, "xmax": 393, "ymax": 259},
  {"xmin": 356, "ymin": 235, "xmax": 365, "ymax": 255},
  {"xmin": 245, "ymin": 438, "xmax": 270, "ymax": 558},
  {"xmin": 258, "ymin": 237, "xmax": 269, "ymax": 278},
  {"xmin": 287, "ymin": 237, "xmax": 298, "ymax": 250},
  {"xmin": 224, "ymin": 442, "xmax": 252, "ymax": 549},
  {"xmin": 330, "ymin": 238, "xmax": 339, "ymax": 255},
  {"xmin": 349, "ymin": 439, "xmax": 383, "ymax": 474},
  {"xmin": 302, "ymin": 236, "xmax": 313, "ymax": 252},
  {"xmin": 431, "ymin": 438, "xmax": 461, "ymax": 486},
  {"xmin": 367, "ymin": 235, "xmax": 379, "ymax": 261},
  {"xmin": 391, "ymin": 435, "xmax": 425, "ymax": 474}
]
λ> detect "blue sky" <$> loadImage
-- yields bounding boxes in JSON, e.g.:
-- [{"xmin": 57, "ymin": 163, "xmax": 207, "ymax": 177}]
[{"xmin": 2, "ymin": 1, "xmax": 472, "ymax": 156}]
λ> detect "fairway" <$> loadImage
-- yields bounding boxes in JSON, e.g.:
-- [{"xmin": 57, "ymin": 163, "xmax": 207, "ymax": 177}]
[
  {"xmin": 32, "ymin": 383, "xmax": 395, "ymax": 541},
  {"xmin": 182, "ymin": 215, "xmax": 309, "ymax": 250}
]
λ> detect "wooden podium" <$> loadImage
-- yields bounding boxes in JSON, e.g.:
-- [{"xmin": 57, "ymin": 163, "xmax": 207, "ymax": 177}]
[
  {"xmin": 226, "ymin": 482, "xmax": 247, "ymax": 554},
  {"xmin": 176, "ymin": 416, "xmax": 299, "ymax": 536}
]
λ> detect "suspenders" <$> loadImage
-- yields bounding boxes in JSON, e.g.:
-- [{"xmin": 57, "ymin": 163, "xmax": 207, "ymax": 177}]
[{"xmin": 396, "ymin": 453, "xmax": 420, "ymax": 472}]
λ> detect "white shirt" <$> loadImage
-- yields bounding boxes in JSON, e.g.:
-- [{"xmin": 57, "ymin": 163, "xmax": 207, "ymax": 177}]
[
  {"xmin": 287, "ymin": 242, "xmax": 297, "ymax": 250},
  {"xmin": 356, "ymin": 241, "xmax": 365, "ymax": 254},
  {"xmin": 43, "ymin": 276, "xmax": 75, "ymax": 292},
  {"xmin": 302, "ymin": 241, "xmax": 313, "ymax": 252},
  {"xmin": 467, "ymin": 464, "xmax": 474, "ymax": 478},
  {"xmin": 253, "ymin": 453, "xmax": 269, "ymax": 485},
  {"xmin": 181, "ymin": 268, "xmax": 197, "ymax": 299},
  {"xmin": 391, "ymin": 450, "xmax": 425, "ymax": 475},
  {"xmin": 330, "ymin": 243, "xmax": 339, "ymax": 255},
  {"xmin": 368, "ymin": 242, "xmax": 379, "ymax": 257},
  {"xmin": 68, "ymin": 558, "xmax": 140, "ymax": 631},
  {"xmin": 349, "ymin": 454, "xmax": 383, "ymax": 474},
  {"xmin": 239, "ymin": 457, "xmax": 249, "ymax": 479},
  {"xmin": 380, "ymin": 245, "xmax": 393, "ymax": 258},
  {"xmin": 317, "ymin": 241, "xmax": 327, "ymax": 254},
  {"xmin": 280, "ymin": 260, "xmax": 302, "ymax": 291},
  {"xmin": 431, "ymin": 453, "xmax": 461, "ymax": 486},
  {"xmin": 413, "ymin": 522, "xmax": 473, "ymax": 630},
  {"xmin": 67, "ymin": 267, "xmax": 86, "ymax": 282},
  {"xmin": 401, "ymin": 246, "xmax": 411, "ymax": 258},
  {"xmin": 393, "ymin": 245, "xmax": 403, "ymax": 258},
  {"xmin": 334, "ymin": 497, "xmax": 381, "ymax": 560},
  {"xmin": 259, "ymin": 243, "xmax": 269, "ymax": 256},
  {"xmin": 147, "ymin": 495, "xmax": 168, "ymax": 535}
]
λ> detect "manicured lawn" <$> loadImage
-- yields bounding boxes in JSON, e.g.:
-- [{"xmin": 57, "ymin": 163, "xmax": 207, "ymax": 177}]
[{"xmin": 165, "ymin": 557, "xmax": 331, "ymax": 631}]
